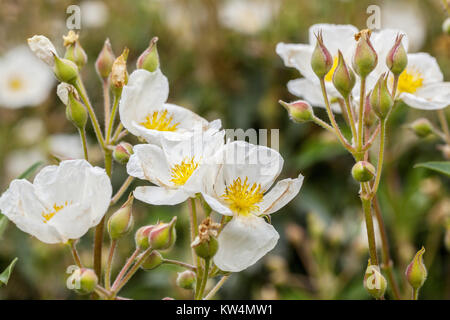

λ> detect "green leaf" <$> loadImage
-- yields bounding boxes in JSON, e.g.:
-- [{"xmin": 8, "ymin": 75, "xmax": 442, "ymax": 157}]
[
  {"xmin": 18, "ymin": 161, "xmax": 44, "ymax": 179},
  {"xmin": 414, "ymin": 161, "xmax": 450, "ymax": 177},
  {"xmin": 0, "ymin": 258, "xmax": 18, "ymax": 287}
]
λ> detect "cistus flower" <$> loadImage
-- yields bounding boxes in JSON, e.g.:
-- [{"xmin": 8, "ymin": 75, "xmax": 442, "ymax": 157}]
[
  {"xmin": 405, "ymin": 246, "xmax": 427, "ymax": 290},
  {"xmin": 370, "ymin": 74, "xmax": 394, "ymax": 119},
  {"xmin": 332, "ymin": 50, "xmax": 356, "ymax": 98},
  {"xmin": 176, "ymin": 270, "xmax": 196, "ymax": 290},
  {"xmin": 127, "ymin": 129, "xmax": 224, "ymax": 205},
  {"xmin": 201, "ymin": 141, "xmax": 304, "ymax": 272},
  {"xmin": 119, "ymin": 68, "xmax": 221, "ymax": 145},
  {"xmin": 148, "ymin": 216, "xmax": 177, "ymax": 250},
  {"xmin": 136, "ymin": 37, "xmax": 159, "ymax": 73},
  {"xmin": 0, "ymin": 46, "xmax": 54, "ymax": 109},
  {"xmin": 278, "ymin": 100, "xmax": 314, "ymax": 123},
  {"xmin": 95, "ymin": 38, "xmax": 115, "ymax": 81},
  {"xmin": 363, "ymin": 263, "xmax": 387, "ymax": 299},
  {"xmin": 0, "ymin": 160, "xmax": 112, "ymax": 244},
  {"xmin": 409, "ymin": 118, "xmax": 434, "ymax": 138},
  {"xmin": 386, "ymin": 34, "xmax": 408, "ymax": 76}
]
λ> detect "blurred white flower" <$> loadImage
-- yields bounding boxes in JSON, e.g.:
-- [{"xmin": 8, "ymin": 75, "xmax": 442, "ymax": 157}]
[
  {"xmin": 119, "ymin": 69, "xmax": 221, "ymax": 145},
  {"xmin": 0, "ymin": 160, "xmax": 112, "ymax": 244},
  {"xmin": 13, "ymin": 117, "xmax": 46, "ymax": 145},
  {"xmin": 80, "ymin": 1, "xmax": 109, "ymax": 28},
  {"xmin": 46, "ymin": 134, "xmax": 85, "ymax": 159},
  {"xmin": 0, "ymin": 46, "xmax": 54, "ymax": 109},
  {"xmin": 4, "ymin": 148, "xmax": 46, "ymax": 181},
  {"xmin": 201, "ymin": 141, "xmax": 304, "ymax": 272},
  {"xmin": 218, "ymin": 0, "xmax": 280, "ymax": 35}
]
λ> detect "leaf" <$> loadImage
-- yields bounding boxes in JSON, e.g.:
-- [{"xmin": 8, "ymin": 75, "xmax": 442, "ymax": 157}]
[
  {"xmin": 18, "ymin": 161, "xmax": 44, "ymax": 179},
  {"xmin": 0, "ymin": 258, "xmax": 18, "ymax": 287},
  {"xmin": 414, "ymin": 161, "xmax": 450, "ymax": 177}
]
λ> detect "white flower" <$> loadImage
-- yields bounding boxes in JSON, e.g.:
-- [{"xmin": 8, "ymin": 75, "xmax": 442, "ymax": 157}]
[
  {"xmin": 27, "ymin": 35, "xmax": 58, "ymax": 67},
  {"xmin": 119, "ymin": 69, "xmax": 221, "ymax": 145},
  {"xmin": 0, "ymin": 46, "xmax": 54, "ymax": 109},
  {"xmin": 201, "ymin": 141, "xmax": 304, "ymax": 272},
  {"xmin": 218, "ymin": 0, "xmax": 280, "ymax": 35},
  {"xmin": 80, "ymin": 1, "xmax": 109, "ymax": 28},
  {"xmin": 0, "ymin": 160, "xmax": 112, "ymax": 244},
  {"xmin": 46, "ymin": 134, "xmax": 85, "ymax": 159},
  {"xmin": 394, "ymin": 53, "xmax": 450, "ymax": 110},
  {"xmin": 127, "ymin": 129, "xmax": 225, "ymax": 205}
]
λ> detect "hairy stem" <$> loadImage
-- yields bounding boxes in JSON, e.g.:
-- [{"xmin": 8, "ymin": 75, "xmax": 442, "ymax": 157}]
[
  {"xmin": 357, "ymin": 77, "xmax": 366, "ymax": 150},
  {"xmin": 162, "ymin": 259, "xmax": 197, "ymax": 271},
  {"xmin": 371, "ymin": 120, "xmax": 386, "ymax": 196},
  {"xmin": 362, "ymin": 198, "xmax": 378, "ymax": 265},
  {"xmin": 204, "ymin": 275, "xmax": 230, "ymax": 300},
  {"xmin": 105, "ymin": 240, "xmax": 117, "ymax": 291},
  {"xmin": 78, "ymin": 128, "xmax": 89, "ymax": 161}
]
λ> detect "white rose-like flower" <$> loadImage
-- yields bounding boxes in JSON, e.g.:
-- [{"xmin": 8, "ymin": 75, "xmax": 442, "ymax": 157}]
[
  {"xmin": 0, "ymin": 46, "xmax": 54, "ymax": 109},
  {"xmin": 0, "ymin": 160, "xmax": 112, "ymax": 244},
  {"xmin": 201, "ymin": 141, "xmax": 304, "ymax": 272},
  {"xmin": 127, "ymin": 129, "xmax": 225, "ymax": 205},
  {"xmin": 119, "ymin": 69, "xmax": 221, "ymax": 145},
  {"xmin": 27, "ymin": 35, "xmax": 58, "ymax": 67}
]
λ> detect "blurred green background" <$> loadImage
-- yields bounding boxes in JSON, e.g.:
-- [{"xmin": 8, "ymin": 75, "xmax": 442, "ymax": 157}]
[{"xmin": 0, "ymin": 0, "xmax": 449, "ymax": 299}]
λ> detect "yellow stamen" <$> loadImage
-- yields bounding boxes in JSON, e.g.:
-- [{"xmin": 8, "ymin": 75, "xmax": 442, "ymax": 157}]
[
  {"xmin": 140, "ymin": 110, "xmax": 179, "ymax": 132},
  {"xmin": 397, "ymin": 68, "xmax": 424, "ymax": 94},
  {"xmin": 42, "ymin": 201, "xmax": 70, "ymax": 223},
  {"xmin": 170, "ymin": 157, "xmax": 199, "ymax": 186},
  {"xmin": 8, "ymin": 77, "xmax": 23, "ymax": 91},
  {"xmin": 222, "ymin": 177, "xmax": 264, "ymax": 216},
  {"xmin": 324, "ymin": 56, "xmax": 339, "ymax": 82}
]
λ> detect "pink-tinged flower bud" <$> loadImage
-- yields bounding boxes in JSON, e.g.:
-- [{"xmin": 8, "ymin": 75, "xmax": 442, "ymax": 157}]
[
  {"xmin": 136, "ymin": 37, "xmax": 159, "ymax": 72},
  {"xmin": 332, "ymin": 50, "xmax": 356, "ymax": 98},
  {"xmin": 176, "ymin": 270, "xmax": 196, "ymax": 290},
  {"xmin": 370, "ymin": 73, "xmax": 394, "ymax": 119},
  {"xmin": 409, "ymin": 118, "xmax": 433, "ymax": 138},
  {"xmin": 443, "ymin": 18, "xmax": 450, "ymax": 35},
  {"xmin": 139, "ymin": 250, "xmax": 163, "ymax": 270},
  {"xmin": 95, "ymin": 38, "xmax": 115, "ymax": 80},
  {"xmin": 310, "ymin": 31, "xmax": 333, "ymax": 79},
  {"xmin": 53, "ymin": 55, "xmax": 79, "ymax": 84},
  {"xmin": 110, "ymin": 48, "xmax": 129, "ymax": 95},
  {"xmin": 135, "ymin": 225, "xmax": 155, "ymax": 250},
  {"xmin": 74, "ymin": 268, "xmax": 98, "ymax": 295},
  {"xmin": 66, "ymin": 88, "xmax": 87, "ymax": 130},
  {"xmin": 63, "ymin": 31, "xmax": 88, "ymax": 69},
  {"xmin": 148, "ymin": 217, "xmax": 177, "ymax": 250},
  {"xmin": 279, "ymin": 100, "xmax": 314, "ymax": 123},
  {"xmin": 405, "ymin": 246, "xmax": 427, "ymax": 290},
  {"xmin": 386, "ymin": 34, "xmax": 407, "ymax": 76},
  {"xmin": 113, "ymin": 142, "xmax": 134, "ymax": 165},
  {"xmin": 351, "ymin": 161, "xmax": 376, "ymax": 182},
  {"xmin": 107, "ymin": 194, "xmax": 134, "ymax": 240},
  {"xmin": 363, "ymin": 262, "xmax": 387, "ymax": 299},
  {"xmin": 352, "ymin": 29, "xmax": 378, "ymax": 78}
]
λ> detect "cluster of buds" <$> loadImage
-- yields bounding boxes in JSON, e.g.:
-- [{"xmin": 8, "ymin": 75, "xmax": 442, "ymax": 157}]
[
  {"xmin": 191, "ymin": 217, "xmax": 220, "ymax": 260},
  {"xmin": 135, "ymin": 216, "xmax": 177, "ymax": 251}
]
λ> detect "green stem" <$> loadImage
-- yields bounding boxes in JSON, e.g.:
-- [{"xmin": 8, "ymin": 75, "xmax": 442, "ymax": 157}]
[
  {"xmin": 358, "ymin": 77, "xmax": 366, "ymax": 150},
  {"xmin": 344, "ymin": 96, "xmax": 358, "ymax": 142},
  {"xmin": 371, "ymin": 120, "xmax": 386, "ymax": 196},
  {"xmin": 78, "ymin": 128, "xmax": 89, "ymax": 161},
  {"xmin": 362, "ymin": 198, "xmax": 378, "ymax": 266},
  {"xmin": 196, "ymin": 259, "xmax": 210, "ymax": 300},
  {"xmin": 111, "ymin": 123, "xmax": 124, "ymax": 143},
  {"xmin": 204, "ymin": 275, "xmax": 230, "ymax": 300},
  {"xmin": 105, "ymin": 240, "xmax": 117, "ymax": 291},
  {"xmin": 106, "ymin": 95, "xmax": 120, "ymax": 143},
  {"xmin": 162, "ymin": 259, "xmax": 197, "ymax": 271},
  {"xmin": 103, "ymin": 80, "xmax": 111, "ymax": 136},
  {"xmin": 111, "ymin": 248, "xmax": 140, "ymax": 290},
  {"xmin": 412, "ymin": 288, "xmax": 419, "ymax": 300},
  {"xmin": 69, "ymin": 241, "xmax": 82, "ymax": 268}
]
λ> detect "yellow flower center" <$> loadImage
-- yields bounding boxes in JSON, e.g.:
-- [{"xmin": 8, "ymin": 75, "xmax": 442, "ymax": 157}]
[
  {"xmin": 140, "ymin": 110, "xmax": 179, "ymax": 132},
  {"xmin": 42, "ymin": 201, "xmax": 70, "ymax": 223},
  {"xmin": 8, "ymin": 76, "xmax": 24, "ymax": 91},
  {"xmin": 170, "ymin": 157, "xmax": 199, "ymax": 186},
  {"xmin": 324, "ymin": 56, "xmax": 339, "ymax": 82},
  {"xmin": 397, "ymin": 68, "xmax": 424, "ymax": 94},
  {"xmin": 222, "ymin": 177, "xmax": 264, "ymax": 216}
]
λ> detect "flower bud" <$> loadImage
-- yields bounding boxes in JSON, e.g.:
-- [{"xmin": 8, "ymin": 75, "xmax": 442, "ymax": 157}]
[
  {"xmin": 279, "ymin": 100, "xmax": 314, "ymax": 123},
  {"xmin": 148, "ymin": 216, "xmax": 177, "ymax": 250},
  {"xmin": 73, "ymin": 268, "xmax": 98, "ymax": 295},
  {"xmin": 363, "ymin": 262, "xmax": 387, "ymax": 299},
  {"xmin": 95, "ymin": 38, "xmax": 115, "ymax": 80},
  {"xmin": 113, "ymin": 142, "xmax": 134, "ymax": 165},
  {"xmin": 66, "ymin": 88, "xmax": 87, "ymax": 130},
  {"xmin": 443, "ymin": 17, "xmax": 450, "ymax": 35},
  {"xmin": 63, "ymin": 31, "xmax": 88, "ymax": 69},
  {"xmin": 192, "ymin": 235, "xmax": 219, "ymax": 260},
  {"xmin": 409, "ymin": 118, "xmax": 433, "ymax": 138},
  {"xmin": 135, "ymin": 225, "xmax": 154, "ymax": 250},
  {"xmin": 310, "ymin": 31, "xmax": 333, "ymax": 79},
  {"xmin": 405, "ymin": 246, "xmax": 427, "ymax": 290},
  {"xmin": 139, "ymin": 250, "xmax": 163, "ymax": 270},
  {"xmin": 53, "ymin": 55, "xmax": 79, "ymax": 84},
  {"xmin": 370, "ymin": 74, "xmax": 394, "ymax": 119},
  {"xmin": 352, "ymin": 29, "xmax": 378, "ymax": 78},
  {"xmin": 332, "ymin": 50, "xmax": 356, "ymax": 98},
  {"xmin": 27, "ymin": 35, "xmax": 58, "ymax": 67},
  {"xmin": 176, "ymin": 270, "xmax": 196, "ymax": 290},
  {"xmin": 110, "ymin": 48, "xmax": 129, "ymax": 95},
  {"xmin": 107, "ymin": 194, "xmax": 134, "ymax": 240},
  {"xmin": 351, "ymin": 161, "xmax": 376, "ymax": 182},
  {"xmin": 386, "ymin": 34, "xmax": 407, "ymax": 76},
  {"xmin": 136, "ymin": 37, "xmax": 160, "ymax": 72}
]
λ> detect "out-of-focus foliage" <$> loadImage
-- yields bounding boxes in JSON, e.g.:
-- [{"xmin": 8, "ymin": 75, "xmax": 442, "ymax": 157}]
[{"xmin": 0, "ymin": 0, "xmax": 449, "ymax": 299}]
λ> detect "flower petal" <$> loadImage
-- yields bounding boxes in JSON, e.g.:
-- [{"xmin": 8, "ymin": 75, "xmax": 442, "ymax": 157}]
[
  {"xmin": 133, "ymin": 186, "xmax": 189, "ymax": 205},
  {"xmin": 401, "ymin": 82, "xmax": 450, "ymax": 110},
  {"xmin": 201, "ymin": 193, "xmax": 233, "ymax": 216},
  {"xmin": 308, "ymin": 24, "xmax": 358, "ymax": 58},
  {"xmin": 276, "ymin": 42, "xmax": 315, "ymax": 80},
  {"xmin": 259, "ymin": 174, "xmax": 304, "ymax": 215},
  {"xmin": 406, "ymin": 53, "xmax": 444, "ymax": 84},
  {"xmin": 27, "ymin": 35, "xmax": 58, "ymax": 67}
]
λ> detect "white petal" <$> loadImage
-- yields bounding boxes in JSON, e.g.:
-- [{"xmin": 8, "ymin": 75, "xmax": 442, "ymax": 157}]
[
  {"xmin": 214, "ymin": 215, "xmax": 279, "ymax": 272},
  {"xmin": 308, "ymin": 24, "xmax": 358, "ymax": 57},
  {"xmin": 259, "ymin": 174, "xmax": 304, "ymax": 215},
  {"xmin": 46, "ymin": 203, "xmax": 92, "ymax": 241},
  {"xmin": 406, "ymin": 53, "xmax": 443, "ymax": 84},
  {"xmin": 401, "ymin": 82, "xmax": 450, "ymax": 110},
  {"xmin": 27, "ymin": 35, "xmax": 58, "ymax": 67},
  {"xmin": 133, "ymin": 186, "xmax": 189, "ymax": 205},
  {"xmin": 56, "ymin": 83, "xmax": 73, "ymax": 105},
  {"xmin": 275, "ymin": 42, "xmax": 315, "ymax": 80},
  {"xmin": 201, "ymin": 193, "xmax": 233, "ymax": 216}
]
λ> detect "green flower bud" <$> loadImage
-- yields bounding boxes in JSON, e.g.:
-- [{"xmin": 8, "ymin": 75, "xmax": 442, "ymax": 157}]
[
  {"xmin": 74, "ymin": 268, "xmax": 98, "ymax": 295},
  {"xmin": 405, "ymin": 246, "xmax": 427, "ymax": 290},
  {"xmin": 332, "ymin": 50, "xmax": 356, "ymax": 98},
  {"xmin": 176, "ymin": 270, "xmax": 196, "ymax": 290},
  {"xmin": 107, "ymin": 194, "xmax": 134, "ymax": 240},
  {"xmin": 279, "ymin": 100, "xmax": 314, "ymax": 123},
  {"xmin": 443, "ymin": 17, "xmax": 450, "ymax": 35},
  {"xmin": 66, "ymin": 88, "xmax": 87, "ymax": 130},
  {"xmin": 370, "ymin": 74, "xmax": 394, "ymax": 119},
  {"xmin": 135, "ymin": 225, "xmax": 154, "ymax": 250},
  {"xmin": 352, "ymin": 29, "xmax": 378, "ymax": 78},
  {"xmin": 148, "ymin": 216, "xmax": 177, "ymax": 250},
  {"xmin": 63, "ymin": 31, "xmax": 87, "ymax": 69},
  {"xmin": 363, "ymin": 262, "xmax": 387, "ymax": 299},
  {"xmin": 409, "ymin": 118, "xmax": 433, "ymax": 138},
  {"xmin": 192, "ymin": 234, "xmax": 219, "ymax": 260},
  {"xmin": 386, "ymin": 34, "xmax": 407, "ymax": 76},
  {"xmin": 351, "ymin": 161, "xmax": 376, "ymax": 182},
  {"xmin": 53, "ymin": 55, "xmax": 79, "ymax": 84},
  {"xmin": 136, "ymin": 37, "xmax": 160, "ymax": 72},
  {"xmin": 95, "ymin": 38, "xmax": 115, "ymax": 80},
  {"xmin": 139, "ymin": 250, "xmax": 163, "ymax": 270},
  {"xmin": 113, "ymin": 142, "xmax": 134, "ymax": 165},
  {"xmin": 310, "ymin": 31, "xmax": 333, "ymax": 79},
  {"xmin": 110, "ymin": 48, "xmax": 129, "ymax": 96}
]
